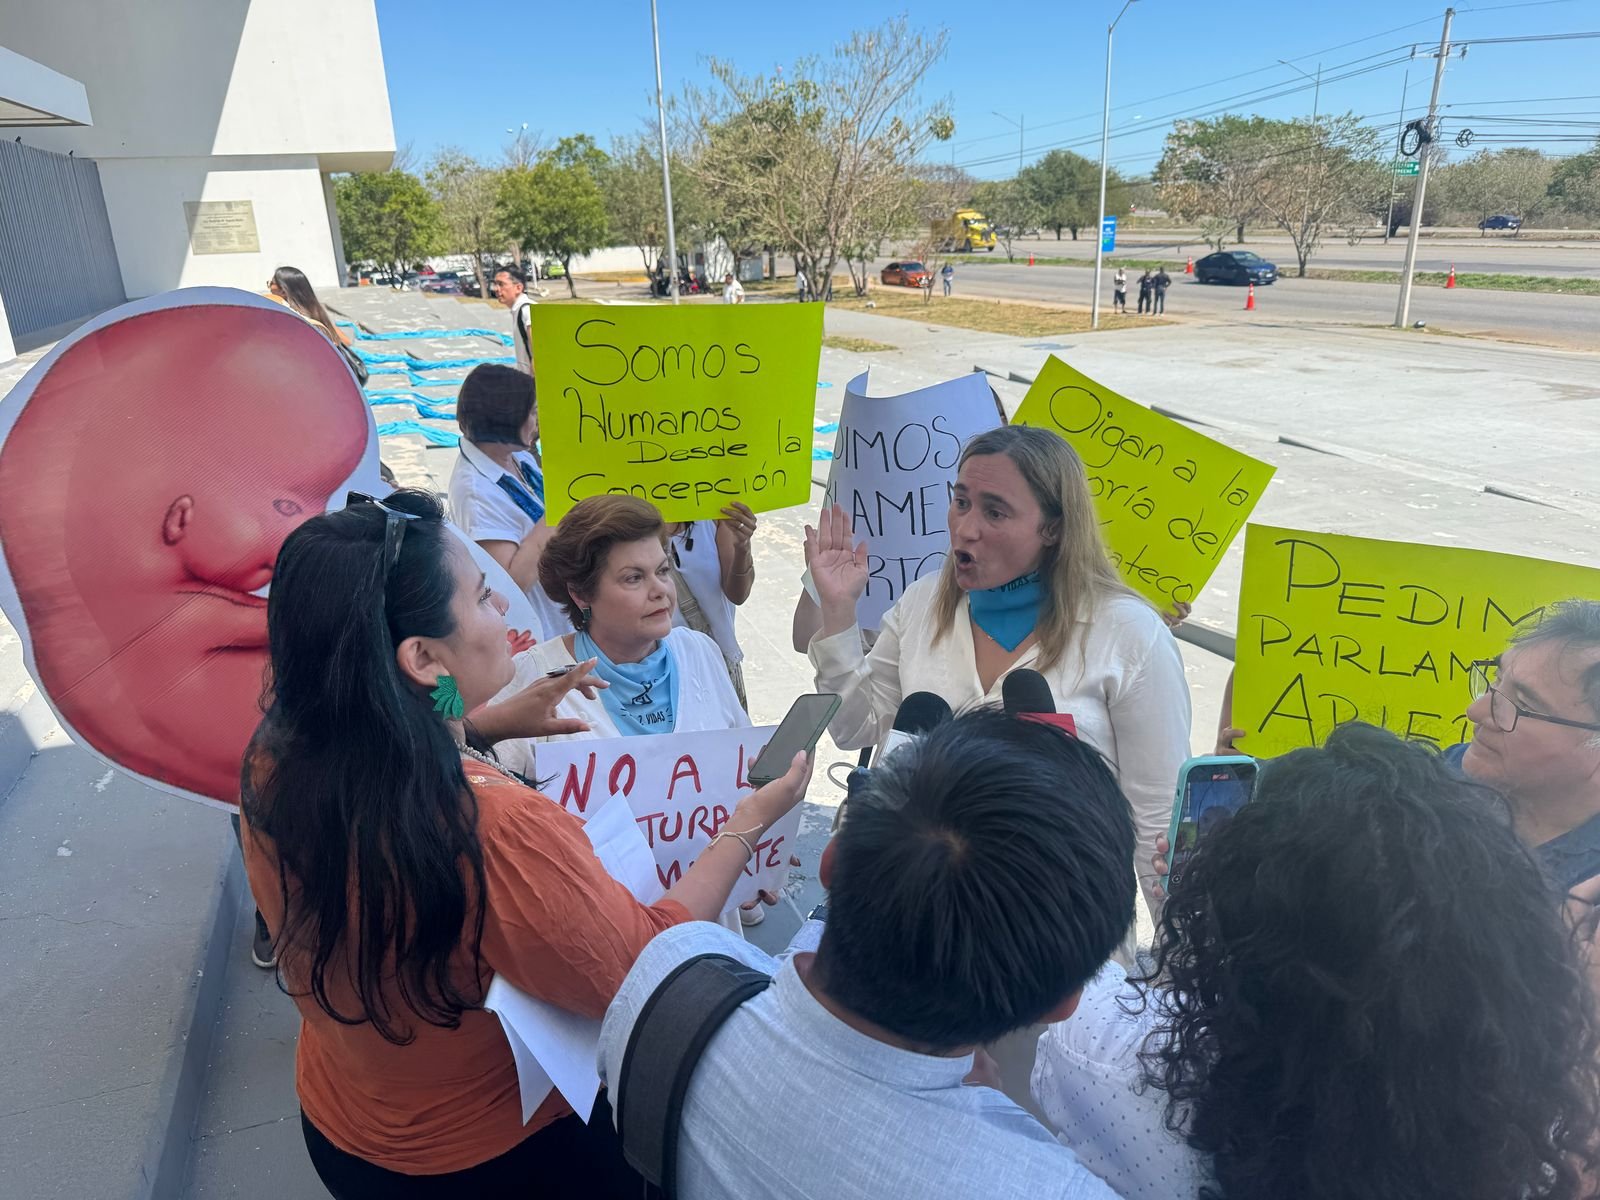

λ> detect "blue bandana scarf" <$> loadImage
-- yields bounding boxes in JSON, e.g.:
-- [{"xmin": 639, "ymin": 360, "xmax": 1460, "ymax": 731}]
[
  {"xmin": 576, "ymin": 630, "xmax": 679, "ymax": 737},
  {"xmin": 967, "ymin": 571, "xmax": 1044, "ymax": 652},
  {"xmin": 493, "ymin": 457, "xmax": 546, "ymax": 524}
]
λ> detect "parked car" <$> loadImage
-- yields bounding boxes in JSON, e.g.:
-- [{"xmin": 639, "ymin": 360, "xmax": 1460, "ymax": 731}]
[
  {"xmin": 1479, "ymin": 214, "xmax": 1522, "ymax": 231},
  {"xmin": 880, "ymin": 260, "xmax": 932, "ymax": 288},
  {"xmin": 1194, "ymin": 250, "xmax": 1278, "ymax": 285},
  {"xmin": 421, "ymin": 272, "xmax": 462, "ymax": 295}
]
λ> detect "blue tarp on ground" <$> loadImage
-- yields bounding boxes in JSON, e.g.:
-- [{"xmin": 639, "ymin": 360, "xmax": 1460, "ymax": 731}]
[{"xmin": 377, "ymin": 420, "xmax": 461, "ymax": 447}]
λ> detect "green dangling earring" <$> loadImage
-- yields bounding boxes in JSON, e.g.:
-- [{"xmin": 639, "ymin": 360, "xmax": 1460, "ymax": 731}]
[{"xmin": 430, "ymin": 675, "xmax": 465, "ymax": 719}]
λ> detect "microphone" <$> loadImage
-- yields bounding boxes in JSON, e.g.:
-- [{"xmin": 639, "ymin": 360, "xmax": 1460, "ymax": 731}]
[
  {"xmin": 1002, "ymin": 668, "xmax": 1077, "ymax": 738},
  {"xmin": 878, "ymin": 691, "xmax": 954, "ymax": 764}
]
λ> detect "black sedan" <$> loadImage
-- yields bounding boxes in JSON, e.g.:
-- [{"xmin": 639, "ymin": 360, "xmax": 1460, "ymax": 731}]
[{"xmin": 1194, "ymin": 250, "xmax": 1278, "ymax": 285}]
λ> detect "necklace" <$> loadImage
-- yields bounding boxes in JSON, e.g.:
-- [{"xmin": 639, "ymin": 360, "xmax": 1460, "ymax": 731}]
[{"xmin": 456, "ymin": 742, "xmax": 509, "ymax": 776}]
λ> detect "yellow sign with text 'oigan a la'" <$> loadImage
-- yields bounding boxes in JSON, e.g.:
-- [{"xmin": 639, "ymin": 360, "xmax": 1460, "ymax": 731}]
[
  {"xmin": 1234, "ymin": 523, "xmax": 1600, "ymax": 756},
  {"xmin": 531, "ymin": 303, "xmax": 821, "ymax": 522},
  {"xmin": 1013, "ymin": 355, "xmax": 1275, "ymax": 613}
]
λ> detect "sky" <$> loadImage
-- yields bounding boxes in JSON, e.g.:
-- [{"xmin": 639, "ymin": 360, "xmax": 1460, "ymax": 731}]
[{"xmin": 377, "ymin": 0, "xmax": 1600, "ymax": 179}]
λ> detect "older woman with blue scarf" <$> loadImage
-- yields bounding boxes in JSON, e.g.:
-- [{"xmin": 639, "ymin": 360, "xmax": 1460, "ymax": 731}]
[{"xmin": 806, "ymin": 425, "xmax": 1191, "ymax": 920}]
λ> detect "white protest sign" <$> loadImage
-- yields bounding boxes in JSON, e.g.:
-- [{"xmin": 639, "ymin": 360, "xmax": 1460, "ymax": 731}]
[
  {"xmin": 534, "ymin": 725, "xmax": 795, "ymax": 907},
  {"xmin": 822, "ymin": 371, "xmax": 1001, "ymax": 630}
]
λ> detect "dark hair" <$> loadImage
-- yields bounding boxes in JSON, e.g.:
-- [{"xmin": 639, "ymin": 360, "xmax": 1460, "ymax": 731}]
[
  {"xmin": 1141, "ymin": 723, "xmax": 1600, "ymax": 1200},
  {"xmin": 814, "ymin": 709, "xmax": 1136, "ymax": 1050},
  {"xmin": 494, "ymin": 264, "xmax": 527, "ymax": 287},
  {"xmin": 458, "ymin": 364, "xmax": 535, "ymax": 445},
  {"xmin": 1513, "ymin": 598, "xmax": 1600, "ymax": 721},
  {"xmin": 271, "ymin": 265, "xmax": 342, "ymax": 343},
  {"xmin": 242, "ymin": 489, "xmax": 487, "ymax": 1045},
  {"xmin": 537, "ymin": 495, "xmax": 666, "ymax": 628}
]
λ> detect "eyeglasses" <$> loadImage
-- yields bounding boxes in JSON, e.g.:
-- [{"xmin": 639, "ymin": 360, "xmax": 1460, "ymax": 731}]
[
  {"xmin": 346, "ymin": 491, "xmax": 421, "ymax": 573},
  {"xmin": 1467, "ymin": 658, "xmax": 1600, "ymax": 735}
]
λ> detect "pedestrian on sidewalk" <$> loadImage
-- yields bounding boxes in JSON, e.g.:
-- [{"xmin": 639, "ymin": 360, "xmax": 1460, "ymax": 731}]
[
  {"xmin": 1112, "ymin": 266, "xmax": 1127, "ymax": 313},
  {"xmin": 1152, "ymin": 266, "xmax": 1171, "ymax": 315},
  {"xmin": 1137, "ymin": 269, "xmax": 1153, "ymax": 315},
  {"xmin": 492, "ymin": 265, "xmax": 535, "ymax": 375},
  {"xmin": 722, "ymin": 273, "xmax": 745, "ymax": 304},
  {"xmin": 795, "ymin": 266, "xmax": 809, "ymax": 303},
  {"xmin": 941, "ymin": 262, "xmax": 955, "ymax": 297}
]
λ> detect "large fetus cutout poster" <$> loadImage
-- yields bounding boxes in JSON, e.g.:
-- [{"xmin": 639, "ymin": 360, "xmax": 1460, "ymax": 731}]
[{"xmin": 0, "ymin": 289, "xmax": 532, "ymax": 811}]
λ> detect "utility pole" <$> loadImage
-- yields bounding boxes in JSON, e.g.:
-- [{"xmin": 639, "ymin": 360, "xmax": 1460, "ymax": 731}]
[
  {"xmin": 1383, "ymin": 61, "xmax": 1414, "ymax": 245},
  {"xmin": 650, "ymin": 0, "xmax": 680, "ymax": 304},
  {"xmin": 1395, "ymin": 7, "xmax": 1454, "ymax": 329},
  {"xmin": 992, "ymin": 111, "xmax": 1025, "ymax": 177},
  {"xmin": 1092, "ymin": 0, "xmax": 1138, "ymax": 330}
]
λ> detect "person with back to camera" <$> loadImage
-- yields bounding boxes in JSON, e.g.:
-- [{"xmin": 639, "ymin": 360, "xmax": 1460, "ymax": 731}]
[
  {"xmin": 237, "ymin": 489, "xmax": 812, "ymax": 1197},
  {"xmin": 805, "ymin": 424, "xmax": 1191, "ymax": 918},
  {"xmin": 1030, "ymin": 722, "xmax": 1600, "ymax": 1200},
  {"xmin": 598, "ymin": 708, "xmax": 1138, "ymax": 1200},
  {"xmin": 490, "ymin": 494, "xmax": 766, "ymax": 924},
  {"xmin": 268, "ymin": 265, "xmax": 353, "ymax": 346},
  {"xmin": 445, "ymin": 363, "xmax": 570, "ymax": 639}
]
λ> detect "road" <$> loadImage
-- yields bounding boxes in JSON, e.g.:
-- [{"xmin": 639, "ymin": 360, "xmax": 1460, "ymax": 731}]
[
  {"xmin": 941, "ymin": 231, "xmax": 1600, "ymax": 279},
  {"xmin": 920, "ymin": 259, "xmax": 1599, "ymax": 349}
]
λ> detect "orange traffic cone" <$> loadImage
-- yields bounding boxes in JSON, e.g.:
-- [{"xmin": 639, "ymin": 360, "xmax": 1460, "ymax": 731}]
[
  {"xmin": 1245, "ymin": 282, "xmax": 1256, "ymax": 311},
  {"xmin": 1185, "ymin": 256, "xmax": 1193, "ymax": 274},
  {"xmin": 1445, "ymin": 263, "xmax": 1456, "ymax": 289},
  {"xmin": 1028, "ymin": 253, "xmax": 1035, "ymax": 267}
]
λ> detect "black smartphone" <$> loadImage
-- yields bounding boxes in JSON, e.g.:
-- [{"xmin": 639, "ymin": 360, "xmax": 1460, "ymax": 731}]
[
  {"xmin": 1166, "ymin": 755, "xmax": 1258, "ymax": 883},
  {"xmin": 748, "ymin": 693, "xmax": 841, "ymax": 786}
]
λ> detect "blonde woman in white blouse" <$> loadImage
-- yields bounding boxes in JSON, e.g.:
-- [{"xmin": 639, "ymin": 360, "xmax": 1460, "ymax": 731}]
[{"xmin": 805, "ymin": 424, "xmax": 1191, "ymax": 918}]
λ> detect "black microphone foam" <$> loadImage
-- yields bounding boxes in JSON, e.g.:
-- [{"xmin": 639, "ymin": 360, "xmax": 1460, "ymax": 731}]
[
  {"xmin": 892, "ymin": 691, "xmax": 954, "ymax": 735},
  {"xmin": 1002, "ymin": 668, "xmax": 1056, "ymax": 716}
]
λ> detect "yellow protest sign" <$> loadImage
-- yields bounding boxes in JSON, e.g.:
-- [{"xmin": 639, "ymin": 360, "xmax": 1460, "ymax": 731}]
[
  {"xmin": 1013, "ymin": 356, "xmax": 1274, "ymax": 610},
  {"xmin": 1235, "ymin": 523, "xmax": 1600, "ymax": 756},
  {"xmin": 531, "ymin": 303, "xmax": 822, "ymax": 521}
]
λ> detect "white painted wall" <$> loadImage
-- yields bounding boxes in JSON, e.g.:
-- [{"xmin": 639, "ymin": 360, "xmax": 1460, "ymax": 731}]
[
  {"xmin": 0, "ymin": 290, "xmax": 16, "ymax": 363},
  {"xmin": 98, "ymin": 156, "xmax": 341, "ymax": 297}
]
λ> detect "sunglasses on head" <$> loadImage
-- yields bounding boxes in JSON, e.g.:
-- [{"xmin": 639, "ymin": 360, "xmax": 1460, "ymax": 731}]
[{"xmin": 346, "ymin": 491, "xmax": 422, "ymax": 572}]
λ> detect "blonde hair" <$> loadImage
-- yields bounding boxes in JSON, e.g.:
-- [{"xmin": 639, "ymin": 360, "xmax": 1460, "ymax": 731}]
[{"xmin": 933, "ymin": 425, "xmax": 1140, "ymax": 672}]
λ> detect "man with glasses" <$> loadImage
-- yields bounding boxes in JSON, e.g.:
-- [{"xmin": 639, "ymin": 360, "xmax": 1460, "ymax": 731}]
[{"xmin": 1456, "ymin": 599, "xmax": 1600, "ymax": 892}]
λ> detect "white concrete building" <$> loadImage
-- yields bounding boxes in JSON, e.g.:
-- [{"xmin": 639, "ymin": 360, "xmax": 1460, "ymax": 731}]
[{"xmin": 0, "ymin": 0, "xmax": 394, "ymax": 359}]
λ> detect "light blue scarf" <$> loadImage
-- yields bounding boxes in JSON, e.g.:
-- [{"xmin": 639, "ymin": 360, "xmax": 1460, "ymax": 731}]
[
  {"xmin": 576, "ymin": 630, "xmax": 679, "ymax": 737},
  {"xmin": 967, "ymin": 571, "xmax": 1044, "ymax": 651}
]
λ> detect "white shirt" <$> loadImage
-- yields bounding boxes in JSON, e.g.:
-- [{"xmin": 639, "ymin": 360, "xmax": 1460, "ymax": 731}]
[
  {"xmin": 722, "ymin": 279, "xmax": 745, "ymax": 304},
  {"xmin": 809, "ymin": 574, "xmax": 1191, "ymax": 912},
  {"xmin": 509, "ymin": 293, "xmax": 534, "ymax": 374},
  {"xmin": 1032, "ymin": 966, "xmax": 1207, "ymax": 1198},
  {"xmin": 668, "ymin": 521, "xmax": 743, "ymax": 668},
  {"xmin": 445, "ymin": 439, "xmax": 571, "ymax": 640},
  {"xmin": 598, "ymin": 922, "xmax": 1122, "ymax": 1200},
  {"xmin": 490, "ymin": 627, "xmax": 748, "ymax": 780}
]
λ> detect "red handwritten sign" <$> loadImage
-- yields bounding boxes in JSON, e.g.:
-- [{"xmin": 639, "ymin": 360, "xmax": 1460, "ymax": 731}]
[{"xmin": 535, "ymin": 725, "xmax": 795, "ymax": 907}]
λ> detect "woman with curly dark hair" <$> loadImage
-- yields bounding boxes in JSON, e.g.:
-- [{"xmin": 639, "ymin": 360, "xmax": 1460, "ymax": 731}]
[{"xmin": 1032, "ymin": 722, "xmax": 1600, "ymax": 1200}]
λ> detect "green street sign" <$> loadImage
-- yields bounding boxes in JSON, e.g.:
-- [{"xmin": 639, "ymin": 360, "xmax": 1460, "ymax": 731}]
[{"xmin": 1391, "ymin": 160, "xmax": 1420, "ymax": 176}]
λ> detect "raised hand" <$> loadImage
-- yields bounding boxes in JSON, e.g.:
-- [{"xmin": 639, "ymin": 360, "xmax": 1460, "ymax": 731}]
[
  {"xmin": 718, "ymin": 501, "xmax": 758, "ymax": 551},
  {"xmin": 804, "ymin": 504, "xmax": 871, "ymax": 626}
]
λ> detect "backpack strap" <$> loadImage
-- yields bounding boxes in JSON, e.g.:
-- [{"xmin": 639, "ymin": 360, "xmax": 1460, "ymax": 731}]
[{"xmin": 615, "ymin": 953, "xmax": 772, "ymax": 1199}]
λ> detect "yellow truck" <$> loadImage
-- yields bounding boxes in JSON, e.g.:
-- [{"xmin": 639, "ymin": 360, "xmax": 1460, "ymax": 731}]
[{"xmin": 931, "ymin": 209, "xmax": 997, "ymax": 252}]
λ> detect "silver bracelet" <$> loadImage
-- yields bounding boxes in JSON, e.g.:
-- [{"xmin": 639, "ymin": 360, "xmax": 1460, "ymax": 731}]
[{"xmin": 708, "ymin": 828, "xmax": 759, "ymax": 862}]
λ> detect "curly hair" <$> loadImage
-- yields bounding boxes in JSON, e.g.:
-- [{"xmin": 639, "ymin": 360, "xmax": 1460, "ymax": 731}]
[{"xmin": 1138, "ymin": 722, "xmax": 1600, "ymax": 1200}]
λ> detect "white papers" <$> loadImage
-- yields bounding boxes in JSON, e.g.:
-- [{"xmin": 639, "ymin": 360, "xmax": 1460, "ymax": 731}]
[{"xmin": 484, "ymin": 793, "xmax": 662, "ymax": 1123}]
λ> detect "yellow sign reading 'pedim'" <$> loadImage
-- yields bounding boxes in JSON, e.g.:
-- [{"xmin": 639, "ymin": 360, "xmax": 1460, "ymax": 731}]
[
  {"xmin": 1013, "ymin": 356, "xmax": 1275, "ymax": 611},
  {"xmin": 532, "ymin": 304, "xmax": 822, "ymax": 522},
  {"xmin": 1234, "ymin": 524, "xmax": 1600, "ymax": 757}
]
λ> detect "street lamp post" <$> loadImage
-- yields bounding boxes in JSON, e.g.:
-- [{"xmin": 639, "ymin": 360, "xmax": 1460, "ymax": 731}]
[
  {"xmin": 1383, "ymin": 62, "xmax": 1414, "ymax": 245},
  {"xmin": 1092, "ymin": 0, "xmax": 1137, "ymax": 330},
  {"xmin": 1278, "ymin": 59, "xmax": 1322, "ymax": 273},
  {"xmin": 650, "ymin": 0, "xmax": 680, "ymax": 304},
  {"xmin": 992, "ymin": 110, "xmax": 1024, "ymax": 178}
]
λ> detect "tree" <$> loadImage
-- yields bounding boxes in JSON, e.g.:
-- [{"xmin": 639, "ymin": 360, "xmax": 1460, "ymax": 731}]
[
  {"xmin": 426, "ymin": 148, "xmax": 504, "ymax": 298},
  {"xmin": 496, "ymin": 136, "xmax": 610, "ymax": 298},
  {"xmin": 1433, "ymin": 147, "xmax": 1554, "ymax": 234},
  {"xmin": 1154, "ymin": 115, "xmax": 1276, "ymax": 244},
  {"xmin": 334, "ymin": 170, "xmax": 444, "ymax": 281},
  {"xmin": 1017, "ymin": 149, "xmax": 1127, "ymax": 240},
  {"xmin": 1253, "ymin": 114, "xmax": 1384, "ymax": 275},
  {"xmin": 970, "ymin": 178, "xmax": 1043, "ymax": 262},
  {"xmin": 1549, "ymin": 137, "xmax": 1600, "ymax": 222},
  {"xmin": 599, "ymin": 135, "xmax": 713, "ymax": 274},
  {"xmin": 679, "ymin": 17, "xmax": 954, "ymax": 300}
]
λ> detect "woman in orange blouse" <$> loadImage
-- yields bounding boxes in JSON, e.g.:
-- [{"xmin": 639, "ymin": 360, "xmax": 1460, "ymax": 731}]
[{"xmin": 240, "ymin": 489, "xmax": 809, "ymax": 1198}]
